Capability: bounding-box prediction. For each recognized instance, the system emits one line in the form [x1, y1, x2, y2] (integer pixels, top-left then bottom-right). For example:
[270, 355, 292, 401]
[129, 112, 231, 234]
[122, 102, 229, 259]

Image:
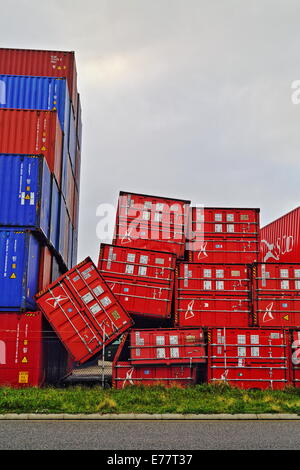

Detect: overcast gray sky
[2, 0, 300, 263]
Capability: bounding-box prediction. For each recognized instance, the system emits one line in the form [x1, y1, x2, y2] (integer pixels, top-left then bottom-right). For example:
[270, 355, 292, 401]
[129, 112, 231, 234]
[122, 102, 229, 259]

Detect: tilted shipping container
[113, 191, 191, 258]
[98, 244, 176, 319]
[35, 258, 134, 364]
[0, 154, 51, 238]
[0, 109, 63, 186]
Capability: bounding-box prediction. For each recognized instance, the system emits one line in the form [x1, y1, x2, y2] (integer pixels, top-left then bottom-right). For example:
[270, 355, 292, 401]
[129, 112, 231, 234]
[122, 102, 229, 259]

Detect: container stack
[0, 48, 82, 387]
[33, 191, 300, 390]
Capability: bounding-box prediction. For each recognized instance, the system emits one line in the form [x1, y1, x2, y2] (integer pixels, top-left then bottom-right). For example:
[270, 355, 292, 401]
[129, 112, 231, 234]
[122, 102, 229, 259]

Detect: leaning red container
[98, 244, 177, 319]
[35, 257, 134, 364]
[113, 191, 190, 258]
[207, 327, 289, 390]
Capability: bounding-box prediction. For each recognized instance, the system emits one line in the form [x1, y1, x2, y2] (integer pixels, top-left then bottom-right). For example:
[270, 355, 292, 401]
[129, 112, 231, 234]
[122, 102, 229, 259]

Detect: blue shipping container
[0, 154, 51, 238]
[0, 74, 70, 136]
[0, 229, 40, 311]
[0, 74, 77, 174]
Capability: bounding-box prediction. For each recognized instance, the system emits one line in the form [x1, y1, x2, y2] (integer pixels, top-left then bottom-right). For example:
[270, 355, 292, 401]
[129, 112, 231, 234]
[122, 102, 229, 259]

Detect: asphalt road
[0, 420, 299, 450]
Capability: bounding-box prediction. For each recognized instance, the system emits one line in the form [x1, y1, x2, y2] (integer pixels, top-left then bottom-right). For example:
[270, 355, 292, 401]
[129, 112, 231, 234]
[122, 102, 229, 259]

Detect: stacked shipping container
[0, 48, 82, 387]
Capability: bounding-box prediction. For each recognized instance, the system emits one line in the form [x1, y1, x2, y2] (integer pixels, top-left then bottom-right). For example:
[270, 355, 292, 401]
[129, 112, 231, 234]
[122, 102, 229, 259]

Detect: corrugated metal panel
[36, 258, 134, 364]
[0, 75, 70, 134]
[61, 153, 75, 222]
[0, 154, 51, 238]
[49, 176, 60, 252]
[38, 246, 52, 291]
[0, 48, 77, 112]
[0, 312, 44, 387]
[0, 109, 63, 187]
[72, 230, 78, 268]
[68, 106, 77, 170]
[76, 93, 82, 149]
[0, 229, 41, 311]
[260, 207, 300, 263]
[58, 196, 71, 267]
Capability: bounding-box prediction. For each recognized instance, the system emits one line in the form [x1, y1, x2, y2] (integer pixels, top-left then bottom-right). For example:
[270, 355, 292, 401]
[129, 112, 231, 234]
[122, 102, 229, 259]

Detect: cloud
[0, 0, 299, 262]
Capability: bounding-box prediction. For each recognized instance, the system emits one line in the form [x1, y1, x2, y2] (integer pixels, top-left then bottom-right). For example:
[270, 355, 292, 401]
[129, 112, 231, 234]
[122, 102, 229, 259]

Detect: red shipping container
[176, 297, 251, 328]
[129, 328, 206, 365]
[187, 238, 260, 264]
[98, 244, 176, 319]
[113, 192, 190, 258]
[207, 328, 289, 390]
[177, 263, 251, 295]
[38, 246, 53, 291]
[0, 311, 44, 387]
[290, 330, 300, 387]
[255, 297, 300, 328]
[0, 48, 78, 114]
[260, 207, 300, 263]
[187, 207, 260, 263]
[254, 263, 300, 295]
[35, 258, 134, 364]
[0, 109, 63, 186]
[113, 362, 197, 389]
[175, 263, 252, 328]
[253, 263, 300, 328]
[190, 207, 260, 238]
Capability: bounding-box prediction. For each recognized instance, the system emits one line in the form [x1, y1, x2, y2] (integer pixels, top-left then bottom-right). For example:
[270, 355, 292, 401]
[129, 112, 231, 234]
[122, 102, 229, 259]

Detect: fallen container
[35, 257, 134, 364]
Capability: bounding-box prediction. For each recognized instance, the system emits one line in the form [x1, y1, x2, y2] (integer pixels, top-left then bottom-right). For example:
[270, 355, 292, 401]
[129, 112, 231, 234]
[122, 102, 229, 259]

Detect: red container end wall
[113, 362, 197, 389]
[113, 192, 191, 258]
[129, 328, 206, 365]
[0, 48, 78, 116]
[260, 207, 300, 263]
[207, 328, 289, 390]
[98, 244, 177, 319]
[35, 258, 134, 365]
[187, 207, 260, 263]
[0, 312, 44, 387]
[175, 263, 253, 328]
[0, 109, 63, 187]
[253, 263, 300, 328]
